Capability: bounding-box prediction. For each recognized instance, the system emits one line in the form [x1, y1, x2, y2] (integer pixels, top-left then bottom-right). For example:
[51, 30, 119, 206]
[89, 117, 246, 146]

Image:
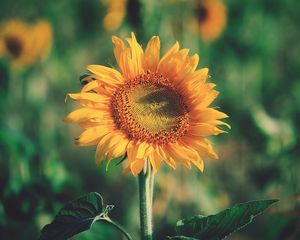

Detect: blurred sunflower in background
[28, 21, 53, 62]
[66, 33, 229, 176]
[102, 0, 127, 32]
[194, 0, 227, 42]
[0, 19, 52, 68]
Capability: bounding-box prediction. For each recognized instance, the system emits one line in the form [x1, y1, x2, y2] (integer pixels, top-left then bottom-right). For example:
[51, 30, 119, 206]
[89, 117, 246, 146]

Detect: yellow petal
[192, 90, 219, 109]
[97, 132, 122, 157]
[158, 146, 176, 169]
[148, 152, 160, 172]
[185, 83, 217, 108]
[112, 36, 126, 68]
[76, 126, 110, 146]
[126, 141, 154, 175]
[136, 142, 151, 159]
[80, 75, 115, 96]
[64, 108, 107, 123]
[112, 36, 134, 79]
[94, 131, 129, 169]
[78, 119, 114, 129]
[175, 54, 199, 82]
[180, 137, 218, 159]
[86, 65, 123, 84]
[95, 132, 113, 165]
[188, 68, 209, 85]
[158, 48, 190, 80]
[206, 120, 231, 129]
[126, 32, 144, 77]
[189, 123, 225, 137]
[192, 108, 229, 122]
[144, 36, 160, 72]
[165, 144, 192, 169]
[191, 158, 204, 172]
[81, 80, 100, 93]
[67, 93, 109, 108]
[158, 41, 179, 65]
[126, 141, 139, 164]
[108, 138, 129, 159]
[168, 143, 200, 163]
[107, 133, 128, 157]
[130, 159, 145, 176]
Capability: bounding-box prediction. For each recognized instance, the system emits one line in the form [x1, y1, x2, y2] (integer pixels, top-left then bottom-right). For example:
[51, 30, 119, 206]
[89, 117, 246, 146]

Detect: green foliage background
[0, 0, 299, 239]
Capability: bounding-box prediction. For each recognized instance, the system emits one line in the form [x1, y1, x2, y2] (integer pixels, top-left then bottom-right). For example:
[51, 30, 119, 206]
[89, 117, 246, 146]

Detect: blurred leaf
[169, 199, 278, 240]
[39, 192, 113, 240]
[0, 60, 9, 93]
[73, 220, 119, 240]
[167, 237, 197, 240]
[44, 154, 69, 193]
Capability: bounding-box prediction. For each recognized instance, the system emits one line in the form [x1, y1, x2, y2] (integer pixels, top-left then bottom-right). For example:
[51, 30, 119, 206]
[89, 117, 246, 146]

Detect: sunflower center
[196, 4, 208, 22]
[111, 72, 190, 144]
[4, 36, 23, 58]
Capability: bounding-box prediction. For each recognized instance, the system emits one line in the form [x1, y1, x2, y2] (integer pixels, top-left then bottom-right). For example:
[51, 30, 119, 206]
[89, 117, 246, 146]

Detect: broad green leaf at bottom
[169, 199, 278, 240]
[39, 192, 108, 240]
[167, 236, 198, 240]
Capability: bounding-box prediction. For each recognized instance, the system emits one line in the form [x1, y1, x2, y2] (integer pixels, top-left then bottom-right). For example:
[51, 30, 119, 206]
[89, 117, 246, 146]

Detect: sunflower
[194, 0, 227, 42]
[0, 20, 31, 66]
[65, 33, 229, 175]
[102, 0, 127, 32]
[0, 20, 52, 67]
[28, 21, 52, 62]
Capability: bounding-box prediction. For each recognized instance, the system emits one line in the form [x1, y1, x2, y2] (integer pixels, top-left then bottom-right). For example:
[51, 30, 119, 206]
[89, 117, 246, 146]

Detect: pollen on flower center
[111, 71, 190, 144]
[5, 36, 23, 58]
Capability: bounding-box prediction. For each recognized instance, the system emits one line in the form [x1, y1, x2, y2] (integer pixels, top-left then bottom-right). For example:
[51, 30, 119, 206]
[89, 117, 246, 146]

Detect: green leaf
[40, 192, 113, 240]
[167, 237, 198, 240]
[170, 199, 278, 240]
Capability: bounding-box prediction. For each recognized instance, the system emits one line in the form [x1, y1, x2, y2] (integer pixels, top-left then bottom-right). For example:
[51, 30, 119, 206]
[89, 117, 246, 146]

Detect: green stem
[102, 217, 134, 240]
[138, 160, 154, 240]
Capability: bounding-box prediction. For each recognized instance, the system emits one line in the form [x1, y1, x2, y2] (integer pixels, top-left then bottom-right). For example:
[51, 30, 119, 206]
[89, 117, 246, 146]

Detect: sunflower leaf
[167, 236, 198, 240]
[39, 192, 113, 240]
[169, 199, 278, 240]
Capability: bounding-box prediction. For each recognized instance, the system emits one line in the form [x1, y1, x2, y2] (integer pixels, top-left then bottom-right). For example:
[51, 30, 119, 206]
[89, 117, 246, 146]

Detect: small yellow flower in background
[29, 21, 53, 62]
[0, 19, 52, 68]
[102, 0, 127, 32]
[194, 0, 227, 42]
[65, 33, 229, 176]
[0, 20, 30, 66]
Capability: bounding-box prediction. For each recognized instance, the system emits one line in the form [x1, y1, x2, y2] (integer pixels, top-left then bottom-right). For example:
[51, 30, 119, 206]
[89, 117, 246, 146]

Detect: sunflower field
[0, 0, 299, 239]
